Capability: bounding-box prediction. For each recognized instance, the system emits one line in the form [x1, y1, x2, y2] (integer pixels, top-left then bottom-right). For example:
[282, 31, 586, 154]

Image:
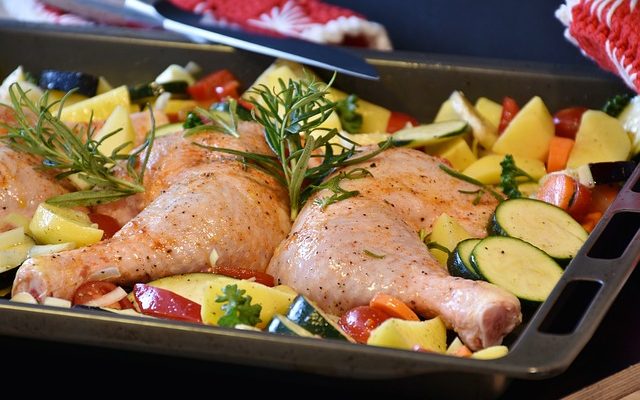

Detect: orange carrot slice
[370, 293, 420, 321]
[546, 136, 575, 172]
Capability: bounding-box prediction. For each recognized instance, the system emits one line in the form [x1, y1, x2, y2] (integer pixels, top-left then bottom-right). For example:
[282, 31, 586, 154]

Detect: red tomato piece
[498, 97, 520, 133]
[386, 111, 418, 133]
[132, 283, 202, 323]
[567, 181, 592, 220]
[213, 265, 275, 287]
[338, 306, 391, 344]
[88, 213, 121, 240]
[589, 184, 620, 214]
[187, 69, 240, 101]
[553, 107, 587, 139]
[73, 281, 131, 309]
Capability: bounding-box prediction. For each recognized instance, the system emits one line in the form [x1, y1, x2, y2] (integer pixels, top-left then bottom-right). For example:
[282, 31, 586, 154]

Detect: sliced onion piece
[87, 266, 121, 282]
[11, 292, 37, 304]
[42, 297, 72, 308]
[83, 286, 127, 308]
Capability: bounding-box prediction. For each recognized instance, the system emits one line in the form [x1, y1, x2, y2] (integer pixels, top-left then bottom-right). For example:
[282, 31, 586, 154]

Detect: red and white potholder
[556, 0, 640, 93]
[169, 0, 392, 50]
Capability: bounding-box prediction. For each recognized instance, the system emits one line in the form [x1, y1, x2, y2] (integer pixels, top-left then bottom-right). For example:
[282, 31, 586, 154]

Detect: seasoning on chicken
[267, 148, 522, 350]
[13, 124, 291, 301]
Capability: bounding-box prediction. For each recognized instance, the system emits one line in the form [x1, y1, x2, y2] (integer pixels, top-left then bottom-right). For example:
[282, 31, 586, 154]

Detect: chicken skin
[13, 124, 291, 301]
[268, 148, 521, 350]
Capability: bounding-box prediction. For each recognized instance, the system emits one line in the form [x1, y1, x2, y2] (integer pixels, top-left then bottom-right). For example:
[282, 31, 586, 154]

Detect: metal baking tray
[0, 21, 638, 399]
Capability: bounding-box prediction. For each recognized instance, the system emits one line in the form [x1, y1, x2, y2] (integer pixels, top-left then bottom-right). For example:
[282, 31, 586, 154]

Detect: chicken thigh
[268, 148, 521, 350]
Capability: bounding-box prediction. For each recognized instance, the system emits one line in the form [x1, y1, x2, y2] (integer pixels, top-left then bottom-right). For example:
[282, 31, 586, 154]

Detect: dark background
[327, 0, 591, 66]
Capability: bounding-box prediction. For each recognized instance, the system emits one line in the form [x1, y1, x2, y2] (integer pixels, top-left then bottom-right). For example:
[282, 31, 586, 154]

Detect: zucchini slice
[391, 120, 468, 148]
[470, 236, 563, 302]
[129, 81, 188, 101]
[489, 198, 588, 263]
[447, 238, 482, 280]
[286, 295, 350, 341]
[267, 315, 317, 337]
[39, 70, 98, 97]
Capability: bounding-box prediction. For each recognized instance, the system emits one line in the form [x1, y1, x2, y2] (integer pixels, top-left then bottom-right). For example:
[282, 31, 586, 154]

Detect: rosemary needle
[0, 83, 155, 207]
[203, 73, 390, 220]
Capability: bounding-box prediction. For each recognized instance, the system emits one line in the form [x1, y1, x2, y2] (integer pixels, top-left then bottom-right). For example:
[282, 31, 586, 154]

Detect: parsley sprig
[499, 154, 534, 199]
[215, 284, 262, 328]
[335, 94, 363, 133]
[0, 84, 154, 207]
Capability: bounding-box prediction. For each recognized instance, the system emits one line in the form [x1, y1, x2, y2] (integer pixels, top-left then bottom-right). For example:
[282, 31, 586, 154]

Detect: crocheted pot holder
[557, 0, 639, 93]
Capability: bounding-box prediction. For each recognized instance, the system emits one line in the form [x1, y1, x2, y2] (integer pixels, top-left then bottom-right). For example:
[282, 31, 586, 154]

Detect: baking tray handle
[503, 166, 640, 377]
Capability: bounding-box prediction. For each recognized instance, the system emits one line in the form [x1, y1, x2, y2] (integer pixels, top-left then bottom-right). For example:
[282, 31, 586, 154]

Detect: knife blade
[125, 0, 379, 80]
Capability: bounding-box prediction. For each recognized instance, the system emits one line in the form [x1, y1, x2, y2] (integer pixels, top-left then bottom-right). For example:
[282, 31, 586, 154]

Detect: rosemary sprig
[312, 167, 371, 209]
[0, 83, 155, 207]
[439, 164, 504, 202]
[183, 98, 239, 138]
[206, 74, 390, 220]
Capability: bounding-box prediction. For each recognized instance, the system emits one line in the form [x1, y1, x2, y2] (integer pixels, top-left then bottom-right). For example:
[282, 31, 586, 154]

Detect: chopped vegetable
[87, 213, 121, 240]
[470, 236, 563, 302]
[546, 136, 575, 172]
[581, 211, 603, 233]
[537, 174, 592, 220]
[602, 93, 632, 117]
[367, 317, 447, 353]
[391, 120, 468, 148]
[286, 295, 350, 340]
[386, 110, 418, 133]
[39, 70, 99, 97]
[498, 96, 519, 133]
[187, 69, 239, 101]
[338, 305, 391, 343]
[133, 283, 201, 322]
[553, 107, 587, 139]
[566, 110, 631, 168]
[215, 284, 262, 328]
[447, 238, 482, 280]
[489, 198, 588, 263]
[334, 94, 362, 133]
[29, 203, 103, 246]
[369, 293, 419, 321]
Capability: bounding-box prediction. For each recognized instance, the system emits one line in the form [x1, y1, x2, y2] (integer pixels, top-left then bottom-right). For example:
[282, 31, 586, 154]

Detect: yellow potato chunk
[567, 110, 631, 168]
[492, 96, 554, 161]
[29, 203, 103, 247]
[60, 85, 130, 123]
[367, 317, 447, 352]
[429, 213, 473, 266]
[94, 105, 135, 156]
[424, 136, 477, 171]
[474, 97, 502, 128]
[201, 278, 296, 329]
[462, 154, 546, 185]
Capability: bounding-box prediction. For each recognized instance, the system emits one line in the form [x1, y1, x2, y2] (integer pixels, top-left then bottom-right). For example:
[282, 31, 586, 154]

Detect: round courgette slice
[489, 198, 588, 263]
[470, 236, 564, 302]
[447, 238, 482, 280]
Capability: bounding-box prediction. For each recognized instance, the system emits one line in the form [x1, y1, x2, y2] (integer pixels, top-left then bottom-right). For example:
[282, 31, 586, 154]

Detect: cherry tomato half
[213, 265, 276, 287]
[537, 174, 592, 220]
[88, 213, 121, 240]
[132, 283, 202, 323]
[553, 107, 587, 139]
[73, 281, 132, 309]
[498, 97, 520, 133]
[338, 305, 391, 343]
[386, 111, 418, 133]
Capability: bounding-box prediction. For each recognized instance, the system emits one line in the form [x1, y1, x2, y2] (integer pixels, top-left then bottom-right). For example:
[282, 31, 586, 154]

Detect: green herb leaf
[0, 84, 154, 207]
[363, 249, 385, 259]
[426, 241, 451, 255]
[183, 111, 204, 129]
[335, 94, 363, 133]
[215, 284, 262, 328]
[602, 93, 632, 117]
[499, 154, 534, 199]
[438, 164, 504, 202]
[202, 73, 390, 220]
[183, 99, 239, 138]
[312, 167, 372, 209]
[458, 188, 484, 205]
